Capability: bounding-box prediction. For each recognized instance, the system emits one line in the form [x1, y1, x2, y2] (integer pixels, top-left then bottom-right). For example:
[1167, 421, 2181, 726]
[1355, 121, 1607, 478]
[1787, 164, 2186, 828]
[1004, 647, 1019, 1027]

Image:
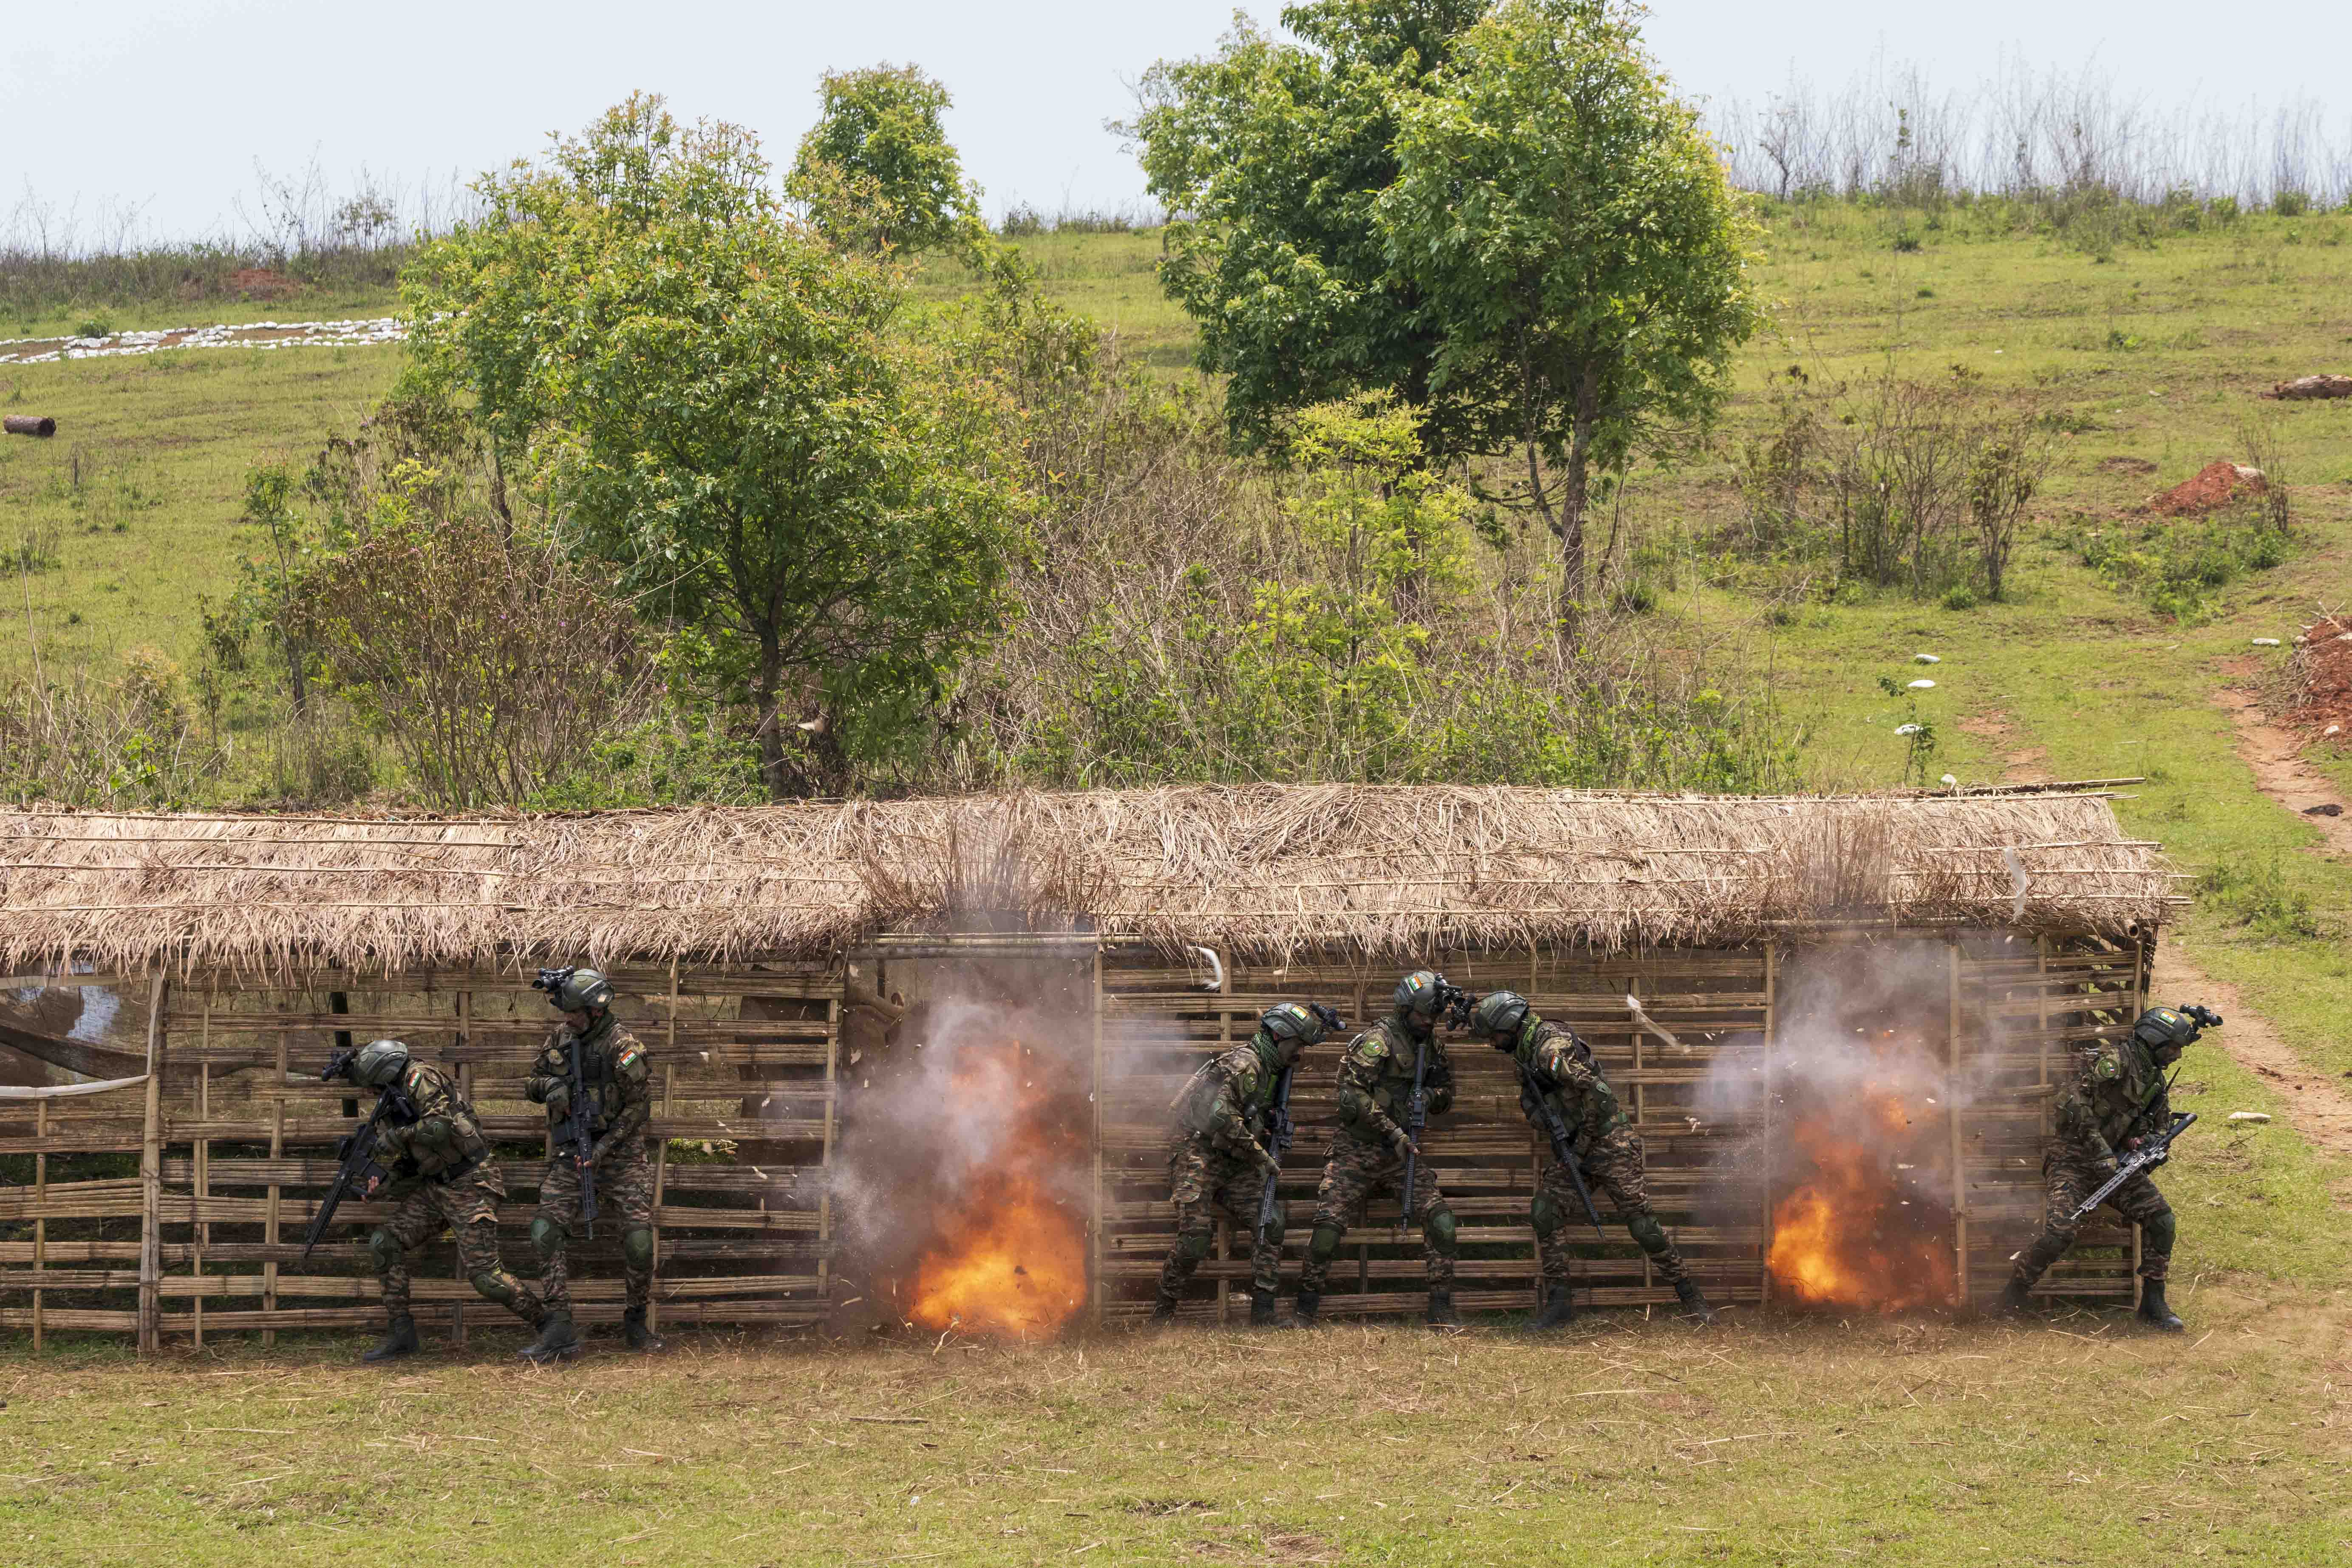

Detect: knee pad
[1307, 1223, 1343, 1265]
[1260, 1203, 1287, 1248]
[1628, 1214, 1670, 1257]
[1424, 1207, 1458, 1254]
[2140, 1209, 2177, 1257]
[367, 1228, 402, 1272]
[471, 1270, 520, 1306]
[530, 1216, 569, 1262]
[622, 1226, 656, 1272]
[1528, 1193, 1565, 1239]
[1175, 1228, 1214, 1265]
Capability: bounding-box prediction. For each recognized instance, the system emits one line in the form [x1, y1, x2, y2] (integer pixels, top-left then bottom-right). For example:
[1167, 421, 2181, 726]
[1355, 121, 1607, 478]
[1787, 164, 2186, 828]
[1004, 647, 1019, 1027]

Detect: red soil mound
[2148, 461, 2267, 517]
[2287, 616, 2352, 743]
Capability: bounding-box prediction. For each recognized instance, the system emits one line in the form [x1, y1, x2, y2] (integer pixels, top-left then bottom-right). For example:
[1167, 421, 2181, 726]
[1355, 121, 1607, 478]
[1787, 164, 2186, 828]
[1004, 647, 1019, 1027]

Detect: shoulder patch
[2091, 1051, 2122, 1082]
[1350, 1033, 1390, 1063]
[615, 1041, 650, 1081]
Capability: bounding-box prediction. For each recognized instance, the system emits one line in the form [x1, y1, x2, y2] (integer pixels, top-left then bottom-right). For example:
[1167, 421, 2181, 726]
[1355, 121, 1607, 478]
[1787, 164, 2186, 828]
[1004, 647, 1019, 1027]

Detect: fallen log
[2267, 374, 2352, 401]
[3, 415, 57, 437]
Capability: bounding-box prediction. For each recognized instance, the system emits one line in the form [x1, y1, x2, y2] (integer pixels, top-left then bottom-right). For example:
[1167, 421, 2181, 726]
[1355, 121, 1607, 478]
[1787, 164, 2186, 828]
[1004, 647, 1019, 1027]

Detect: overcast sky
[5, 0, 2348, 244]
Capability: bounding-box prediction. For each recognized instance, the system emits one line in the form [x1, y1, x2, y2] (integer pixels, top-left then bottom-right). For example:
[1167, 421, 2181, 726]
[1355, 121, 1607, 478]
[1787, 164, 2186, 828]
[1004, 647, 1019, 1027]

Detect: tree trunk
[1554, 368, 1602, 651]
[753, 636, 788, 801]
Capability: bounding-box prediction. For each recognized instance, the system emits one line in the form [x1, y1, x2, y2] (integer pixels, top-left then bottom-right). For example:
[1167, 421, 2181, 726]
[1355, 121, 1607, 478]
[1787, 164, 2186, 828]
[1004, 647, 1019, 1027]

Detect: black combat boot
[622, 1307, 666, 1352]
[2135, 1279, 2185, 1333]
[1425, 1290, 1462, 1329]
[1997, 1274, 2036, 1316]
[1288, 1290, 1321, 1328]
[1674, 1278, 1718, 1325]
[518, 1310, 580, 1364]
[1148, 1289, 1181, 1326]
[1525, 1285, 1574, 1332]
[1248, 1286, 1278, 1328]
[362, 1314, 419, 1363]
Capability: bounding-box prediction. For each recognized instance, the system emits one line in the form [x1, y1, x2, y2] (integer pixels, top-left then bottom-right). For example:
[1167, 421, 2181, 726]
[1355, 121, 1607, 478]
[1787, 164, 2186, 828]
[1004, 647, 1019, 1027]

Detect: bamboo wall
[1, 927, 2154, 1346]
[0, 962, 839, 1349]
[1094, 930, 2151, 1324]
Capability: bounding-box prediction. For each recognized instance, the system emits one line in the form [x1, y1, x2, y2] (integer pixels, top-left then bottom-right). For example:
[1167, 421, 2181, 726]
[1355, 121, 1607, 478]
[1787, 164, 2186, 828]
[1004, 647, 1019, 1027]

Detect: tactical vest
[402, 1064, 492, 1179]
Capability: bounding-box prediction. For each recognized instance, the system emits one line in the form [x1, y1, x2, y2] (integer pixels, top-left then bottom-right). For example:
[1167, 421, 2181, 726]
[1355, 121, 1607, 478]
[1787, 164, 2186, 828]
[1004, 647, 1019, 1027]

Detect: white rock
[1908, 679, 1936, 689]
[1940, 773, 1958, 786]
[2227, 1111, 2271, 1124]
[1913, 653, 1941, 664]
[1895, 723, 1922, 736]
[2251, 638, 2282, 646]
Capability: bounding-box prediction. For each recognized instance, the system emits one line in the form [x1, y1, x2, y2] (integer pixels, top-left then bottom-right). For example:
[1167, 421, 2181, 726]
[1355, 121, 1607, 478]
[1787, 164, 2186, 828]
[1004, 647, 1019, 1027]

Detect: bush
[1940, 585, 1977, 610]
[2067, 512, 2290, 622]
[2197, 854, 2319, 939]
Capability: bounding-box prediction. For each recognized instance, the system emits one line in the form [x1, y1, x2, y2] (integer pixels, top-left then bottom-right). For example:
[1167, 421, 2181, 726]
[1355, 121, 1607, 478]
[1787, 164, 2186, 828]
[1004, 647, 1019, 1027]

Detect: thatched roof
[0, 784, 2176, 976]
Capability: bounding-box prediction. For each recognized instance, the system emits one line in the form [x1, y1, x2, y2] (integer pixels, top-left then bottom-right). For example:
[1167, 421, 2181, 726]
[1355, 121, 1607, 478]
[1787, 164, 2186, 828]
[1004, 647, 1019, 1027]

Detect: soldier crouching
[520, 966, 662, 1362]
[2001, 1003, 2219, 1331]
[327, 1038, 549, 1363]
[1152, 1002, 1339, 1327]
[1466, 991, 1714, 1327]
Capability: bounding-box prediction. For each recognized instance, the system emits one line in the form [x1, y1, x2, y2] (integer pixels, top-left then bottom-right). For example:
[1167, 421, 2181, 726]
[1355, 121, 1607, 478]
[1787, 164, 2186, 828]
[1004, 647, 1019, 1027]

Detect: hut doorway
[832, 935, 1103, 1340]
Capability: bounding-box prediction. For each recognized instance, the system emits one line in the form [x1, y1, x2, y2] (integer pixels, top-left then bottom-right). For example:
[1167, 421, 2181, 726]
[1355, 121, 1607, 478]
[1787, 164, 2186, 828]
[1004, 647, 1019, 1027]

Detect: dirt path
[2154, 941, 2352, 1167]
[2214, 686, 2352, 858]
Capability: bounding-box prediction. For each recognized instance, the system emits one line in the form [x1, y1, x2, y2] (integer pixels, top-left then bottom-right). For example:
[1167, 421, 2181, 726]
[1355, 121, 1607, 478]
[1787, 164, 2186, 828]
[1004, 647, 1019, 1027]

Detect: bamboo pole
[1090, 941, 1106, 1329]
[1947, 942, 1969, 1309]
[264, 1028, 286, 1348]
[32, 1097, 45, 1352]
[652, 956, 679, 1334]
[1215, 947, 1232, 1326]
[453, 986, 470, 1347]
[811, 983, 833, 1327]
[1759, 945, 1777, 1308]
[195, 1045, 210, 1350]
[1629, 978, 1650, 1297]
[137, 964, 170, 1353]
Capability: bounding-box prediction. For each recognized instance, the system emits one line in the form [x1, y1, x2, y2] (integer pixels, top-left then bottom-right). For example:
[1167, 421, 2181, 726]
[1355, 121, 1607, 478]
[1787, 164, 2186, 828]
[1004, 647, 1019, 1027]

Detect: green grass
[6, 1275, 2347, 1567]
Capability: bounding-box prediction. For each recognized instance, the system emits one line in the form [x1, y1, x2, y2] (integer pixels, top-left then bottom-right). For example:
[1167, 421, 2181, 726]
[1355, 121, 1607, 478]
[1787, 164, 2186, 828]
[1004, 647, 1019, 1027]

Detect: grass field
[7, 207, 2352, 1564]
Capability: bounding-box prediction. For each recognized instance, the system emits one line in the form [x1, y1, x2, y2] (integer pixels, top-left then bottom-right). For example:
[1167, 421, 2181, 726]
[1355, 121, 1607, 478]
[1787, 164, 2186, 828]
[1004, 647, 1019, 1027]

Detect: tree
[401, 96, 1025, 797]
[1129, 0, 1490, 456]
[788, 64, 983, 257]
[1378, 0, 1760, 636]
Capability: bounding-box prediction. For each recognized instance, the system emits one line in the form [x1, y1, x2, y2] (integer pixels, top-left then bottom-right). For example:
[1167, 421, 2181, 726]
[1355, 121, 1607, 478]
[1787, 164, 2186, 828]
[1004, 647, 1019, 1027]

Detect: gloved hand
[543, 1082, 571, 1118]
[1252, 1143, 1282, 1180]
[1388, 1126, 1421, 1160]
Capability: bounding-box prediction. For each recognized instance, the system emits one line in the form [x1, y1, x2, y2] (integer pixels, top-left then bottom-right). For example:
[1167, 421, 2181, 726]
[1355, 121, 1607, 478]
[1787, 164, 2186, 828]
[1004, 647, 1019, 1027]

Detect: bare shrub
[0, 652, 224, 807]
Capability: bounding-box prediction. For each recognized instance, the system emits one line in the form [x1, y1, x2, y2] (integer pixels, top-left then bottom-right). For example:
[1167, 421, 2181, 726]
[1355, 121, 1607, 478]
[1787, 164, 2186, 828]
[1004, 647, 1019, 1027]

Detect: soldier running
[2000, 1002, 2220, 1331]
[1293, 971, 1462, 1328]
[519, 966, 662, 1362]
[327, 1038, 551, 1362]
[1465, 991, 1715, 1327]
[1151, 1001, 1341, 1327]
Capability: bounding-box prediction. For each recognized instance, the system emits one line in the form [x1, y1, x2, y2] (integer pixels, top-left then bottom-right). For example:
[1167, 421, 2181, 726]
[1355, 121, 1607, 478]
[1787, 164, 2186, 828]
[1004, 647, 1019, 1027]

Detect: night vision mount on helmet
[534, 965, 614, 1013]
[1261, 1000, 1345, 1047]
[1469, 989, 1532, 1048]
[323, 1037, 412, 1088]
[2134, 1003, 2221, 1062]
[1395, 971, 1477, 1030]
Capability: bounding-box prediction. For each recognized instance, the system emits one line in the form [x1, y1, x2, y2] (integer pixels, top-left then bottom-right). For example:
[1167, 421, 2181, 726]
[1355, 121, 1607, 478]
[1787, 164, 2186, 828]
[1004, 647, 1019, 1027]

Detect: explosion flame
[1766, 1034, 1959, 1311]
[905, 1042, 1089, 1338]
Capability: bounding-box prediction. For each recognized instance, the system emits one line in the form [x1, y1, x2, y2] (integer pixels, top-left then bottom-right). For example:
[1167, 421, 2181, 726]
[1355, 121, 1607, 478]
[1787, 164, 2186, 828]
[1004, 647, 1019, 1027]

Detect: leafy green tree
[1379, 0, 1760, 635]
[788, 64, 983, 256]
[1129, 0, 1490, 455]
[401, 95, 1025, 797]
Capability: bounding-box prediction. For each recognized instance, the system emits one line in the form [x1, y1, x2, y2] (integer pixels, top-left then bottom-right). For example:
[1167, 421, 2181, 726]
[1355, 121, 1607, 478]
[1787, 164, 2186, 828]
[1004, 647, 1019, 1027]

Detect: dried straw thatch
[0, 784, 2175, 976]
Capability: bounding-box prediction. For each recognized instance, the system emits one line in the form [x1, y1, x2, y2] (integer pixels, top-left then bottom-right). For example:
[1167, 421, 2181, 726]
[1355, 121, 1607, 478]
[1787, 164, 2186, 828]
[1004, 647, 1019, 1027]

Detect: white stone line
[0, 317, 409, 365]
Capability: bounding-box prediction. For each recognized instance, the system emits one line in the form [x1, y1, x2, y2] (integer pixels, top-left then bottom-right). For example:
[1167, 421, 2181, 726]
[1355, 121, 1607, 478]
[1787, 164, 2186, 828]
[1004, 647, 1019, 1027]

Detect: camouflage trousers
[1158, 1139, 1284, 1299]
[1297, 1130, 1454, 1293]
[1533, 1128, 1689, 1288]
[536, 1142, 657, 1313]
[2015, 1149, 2174, 1285]
[377, 1161, 544, 1326]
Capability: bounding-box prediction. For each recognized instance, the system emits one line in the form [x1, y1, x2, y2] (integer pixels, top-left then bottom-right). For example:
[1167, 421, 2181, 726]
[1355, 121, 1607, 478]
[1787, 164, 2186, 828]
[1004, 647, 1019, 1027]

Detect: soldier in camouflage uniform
[519, 967, 661, 1362]
[1465, 991, 1715, 1329]
[1294, 971, 1462, 1328]
[2001, 1003, 2218, 1331]
[1152, 1002, 1341, 1328]
[329, 1039, 550, 1362]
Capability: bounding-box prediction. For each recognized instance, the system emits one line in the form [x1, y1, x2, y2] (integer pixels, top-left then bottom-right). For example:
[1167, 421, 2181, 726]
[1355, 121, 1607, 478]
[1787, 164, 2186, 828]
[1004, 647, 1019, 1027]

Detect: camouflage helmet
[2132, 1005, 2200, 1062]
[1469, 989, 1532, 1047]
[1393, 970, 1447, 1018]
[1259, 1002, 1330, 1050]
[546, 967, 615, 1012]
[350, 1038, 412, 1088]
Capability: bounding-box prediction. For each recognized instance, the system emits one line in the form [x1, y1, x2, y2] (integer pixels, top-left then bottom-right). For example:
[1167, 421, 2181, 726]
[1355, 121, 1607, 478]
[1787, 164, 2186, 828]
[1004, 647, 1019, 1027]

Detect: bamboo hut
[0, 782, 2179, 1346]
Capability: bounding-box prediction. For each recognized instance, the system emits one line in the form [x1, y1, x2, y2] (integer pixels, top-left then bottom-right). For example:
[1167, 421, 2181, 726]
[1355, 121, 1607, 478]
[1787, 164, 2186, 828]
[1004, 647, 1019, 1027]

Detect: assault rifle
[303, 1049, 419, 1259]
[1515, 1053, 1608, 1241]
[1256, 1002, 1342, 1243]
[2069, 1111, 2198, 1226]
[1395, 981, 1474, 1238]
[533, 966, 600, 1238]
